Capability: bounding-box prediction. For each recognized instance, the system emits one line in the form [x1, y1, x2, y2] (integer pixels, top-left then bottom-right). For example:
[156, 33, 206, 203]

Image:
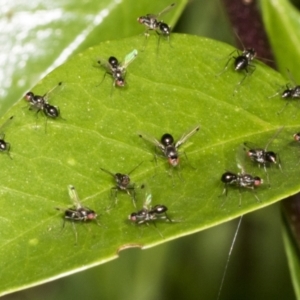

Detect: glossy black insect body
[243, 127, 283, 185]
[245, 148, 277, 165]
[221, 171, 262, 206]
[128, 193, 172, 235]
[56, 185, 99, 244]
[63, 206, 97, 222]
[97, 50, 138, 89]
[269, 70, 300, 114]
[221, 171, 262, 190]
[234, 48, 256, 72]
[281, 84, 300, 99]
[0, 116, 13, 158]
[139, 124, 200, 167]
[100, 162, 143, 207]
[218, 47, 256, 92]
[24, 82, 62, 119]
[106, 56, 125, 87]
[138, 3, 175, 37]
[129, 204, 170, 224]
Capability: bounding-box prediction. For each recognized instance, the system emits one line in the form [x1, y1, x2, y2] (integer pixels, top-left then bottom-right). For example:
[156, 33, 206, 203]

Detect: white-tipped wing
[44, 82, 63, 100]
[138, 131, 165, 150]
[68, 185, 82, 209]
[236, 144, 247, 174]
[122, 49, 138, 69]
[157, 3, 176, 17]
[175, 124, 200, 148]
[143, 192, 152, 210]
[0, 116, 13, 134]
[97, 58, 113, 74]
[265, 127, 284, 150]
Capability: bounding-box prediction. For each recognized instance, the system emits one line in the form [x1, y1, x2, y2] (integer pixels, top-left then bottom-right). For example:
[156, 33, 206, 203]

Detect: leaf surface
[0, 34, 299, 295]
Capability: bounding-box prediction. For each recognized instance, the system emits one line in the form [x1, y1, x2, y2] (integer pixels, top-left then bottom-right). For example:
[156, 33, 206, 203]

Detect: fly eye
[254, 177, 262, 186]
[129, 213, 137, 221]
[116, 79, 125, 87]
[25, 92, 34, 101]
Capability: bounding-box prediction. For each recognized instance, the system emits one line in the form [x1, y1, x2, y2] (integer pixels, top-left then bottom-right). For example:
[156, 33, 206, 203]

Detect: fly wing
[287, 69, 297, 86]
[264, 126, 284, 150]
[97, 58, 113, 74]
[0, 116, 13, 134]
[68, 185, 82, 209]
[175, 124, 200, 148]
[143, 192, 152, 210]
[138, 131, 165, 150]
[157, 3, 176, 17]
[243, 141, 260, 152]
[236, 144, 247, 174]
[121, 49, 138, 69]
[44, 82, 63, 101]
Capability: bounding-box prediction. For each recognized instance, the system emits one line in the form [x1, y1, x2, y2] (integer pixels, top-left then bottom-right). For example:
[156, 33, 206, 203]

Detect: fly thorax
[121, 175, 130, 188]
[293, 86, 300, 98]
[248, 149, 264, 162]
[240, 174, 254, 187]
[33, 96, 45, 108]
[245, 48, 256, 61]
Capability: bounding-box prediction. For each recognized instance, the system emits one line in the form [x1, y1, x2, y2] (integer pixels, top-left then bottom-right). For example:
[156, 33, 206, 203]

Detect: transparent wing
[243, 141, 260, 151]
[236, 144, 247, 174]
[175, 124, 200, 148]
[97, 58, 113, 74]
[157, 3, 176, 17]
[287, 69, 297, 85]
[138, 131, 165, 150]
[122, 49, 138, 69]
[144, 13, 156, 19]
[44, 82, 63, 101]
[265, 126, 284, 150]
[143, 192, 152, 210]
[68, 185, 82, 209]
[0, 116, 13, 134]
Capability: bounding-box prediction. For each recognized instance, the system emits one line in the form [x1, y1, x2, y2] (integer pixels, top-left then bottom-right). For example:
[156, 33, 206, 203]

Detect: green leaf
[261, 0, 300, 80]
[1, 34, 299, 295]
[0, 0, 185, 114]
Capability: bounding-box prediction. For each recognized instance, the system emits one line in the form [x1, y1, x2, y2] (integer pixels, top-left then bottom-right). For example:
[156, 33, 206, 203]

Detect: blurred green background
[1, 0, 295, 299]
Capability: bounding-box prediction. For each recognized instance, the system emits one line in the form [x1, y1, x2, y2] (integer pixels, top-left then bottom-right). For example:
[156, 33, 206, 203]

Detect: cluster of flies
[221, 127, 283, 206]
[0, 3, 298, 242]
[96, 3, 175, 91]
[54, 124, 199, 243]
